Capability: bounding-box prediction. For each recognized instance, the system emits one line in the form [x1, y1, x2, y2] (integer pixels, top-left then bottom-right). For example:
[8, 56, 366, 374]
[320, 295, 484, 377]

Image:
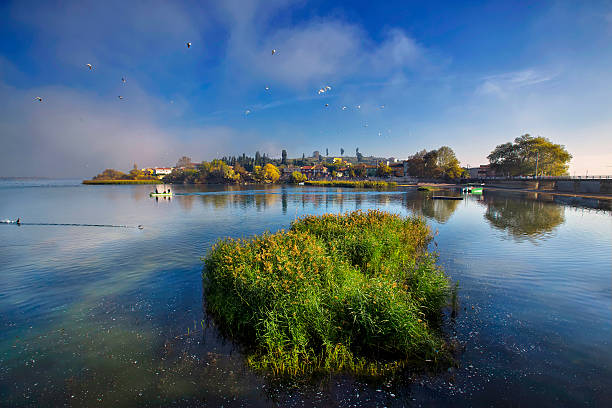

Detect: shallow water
[0, 180, 610, 407]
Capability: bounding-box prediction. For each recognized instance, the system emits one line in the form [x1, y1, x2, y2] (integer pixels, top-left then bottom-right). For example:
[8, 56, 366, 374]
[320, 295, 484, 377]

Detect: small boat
[432, 196, 463, 200]
[469, 187, 483, 194]
[149, 192, 173, 197]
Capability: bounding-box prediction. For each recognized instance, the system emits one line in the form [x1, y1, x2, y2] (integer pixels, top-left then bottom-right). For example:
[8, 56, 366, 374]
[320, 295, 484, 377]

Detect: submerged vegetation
[304, 180, 397, 189]
[203, 210, 451, 375]
[417, 185, 439, 191]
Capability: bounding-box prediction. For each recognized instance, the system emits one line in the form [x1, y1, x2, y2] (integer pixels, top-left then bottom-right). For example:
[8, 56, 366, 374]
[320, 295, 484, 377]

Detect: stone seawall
[481, 179, 612, 194]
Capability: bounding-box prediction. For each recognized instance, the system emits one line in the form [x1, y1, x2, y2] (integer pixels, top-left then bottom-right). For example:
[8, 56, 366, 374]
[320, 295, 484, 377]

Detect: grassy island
[203, 210, 451, 375]
[304, 180, 397, 189]
[82, 179, 161, 185]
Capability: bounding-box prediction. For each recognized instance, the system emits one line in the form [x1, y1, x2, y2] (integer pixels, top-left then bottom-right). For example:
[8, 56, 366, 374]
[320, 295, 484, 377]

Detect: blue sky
[1, 0, 611, 177]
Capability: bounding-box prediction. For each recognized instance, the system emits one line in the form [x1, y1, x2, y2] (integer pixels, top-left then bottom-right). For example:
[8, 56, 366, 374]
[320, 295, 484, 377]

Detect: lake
[0, 180, 610, 407]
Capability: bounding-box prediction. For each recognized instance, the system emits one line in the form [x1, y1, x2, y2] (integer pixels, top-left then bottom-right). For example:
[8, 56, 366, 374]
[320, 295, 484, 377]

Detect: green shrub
[203, 210, 451, 375]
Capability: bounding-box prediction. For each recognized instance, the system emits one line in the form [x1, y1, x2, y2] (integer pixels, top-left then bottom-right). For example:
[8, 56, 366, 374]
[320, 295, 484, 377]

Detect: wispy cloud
[476, 69, 558, 98]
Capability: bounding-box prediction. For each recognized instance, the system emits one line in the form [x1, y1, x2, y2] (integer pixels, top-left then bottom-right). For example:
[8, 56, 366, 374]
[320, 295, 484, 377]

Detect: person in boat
[16, 218, 20, 225]
[155, 188, 159, 194]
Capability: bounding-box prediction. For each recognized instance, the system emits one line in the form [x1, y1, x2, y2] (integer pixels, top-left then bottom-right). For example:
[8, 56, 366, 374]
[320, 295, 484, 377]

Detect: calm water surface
[0, 180, 610, 407]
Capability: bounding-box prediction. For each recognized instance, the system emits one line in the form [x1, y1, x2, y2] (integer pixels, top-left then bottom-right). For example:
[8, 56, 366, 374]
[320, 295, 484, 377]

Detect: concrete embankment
[478, 179, 612, 200]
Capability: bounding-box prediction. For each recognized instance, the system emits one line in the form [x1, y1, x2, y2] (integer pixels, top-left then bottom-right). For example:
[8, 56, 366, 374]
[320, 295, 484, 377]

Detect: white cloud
[213, 1, 434, 90]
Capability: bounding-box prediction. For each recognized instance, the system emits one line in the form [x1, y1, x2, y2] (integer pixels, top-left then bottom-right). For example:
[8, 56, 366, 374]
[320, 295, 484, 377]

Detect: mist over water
[0, 180, 610, 406]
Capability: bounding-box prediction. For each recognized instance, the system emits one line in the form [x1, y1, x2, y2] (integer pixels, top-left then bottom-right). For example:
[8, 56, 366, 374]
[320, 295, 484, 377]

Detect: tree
[255, 151, 261, 166]
[92, 168, 128, 180]
[340, 148, 344, 156]
[406, 150, 427, 177]
[354, 164, 367, 178]
[423, 150, 442, 178]
[356, 148, 363, 163]
[206, 159, 239, 183]
[376, 162, 392, 177]
[436, 146, 463, 179]
[128, 165, 145, 180]
[281, 149, 287, 165]
[234, 162, 247, 176]
[290, 171, 307, 183]
[265, 164, 280, 182]
[176, 156, 192, 168]
[254, 163, 280, 183]
[488, 134, 572, 176]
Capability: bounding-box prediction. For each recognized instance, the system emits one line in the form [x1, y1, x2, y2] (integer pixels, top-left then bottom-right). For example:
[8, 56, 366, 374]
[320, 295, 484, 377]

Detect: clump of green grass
[203, 210, 451, 375]
[417, 185, 439, 191]
[304, 180, 397, 189]
[82, 179, 160, 184]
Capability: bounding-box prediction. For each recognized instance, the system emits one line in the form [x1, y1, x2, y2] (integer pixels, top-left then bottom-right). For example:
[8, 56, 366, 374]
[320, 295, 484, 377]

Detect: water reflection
[480, 192, 565, 240]
[405, 192, 461, 223]
[2, 181, 611, 407]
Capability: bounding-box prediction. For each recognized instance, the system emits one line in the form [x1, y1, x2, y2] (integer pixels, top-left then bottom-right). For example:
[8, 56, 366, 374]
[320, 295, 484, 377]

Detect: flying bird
[265, 86, 270, 91]
[341, 106, 347, 110]
[121, 77, 126, 84]
[245, 109, 251, 115]
[34, 96, 43, 102]
[363, 123, 368, 128]
[356, 105, 361, 109]
[271, 49, 276, 55]
[186, 42, 192, 48]
[324, 103, 329, 107]
[318, 85, 332, 95]
[380, 105, 385, 109]
[118, 95, 124, 100]
[86, 64, 93, 70]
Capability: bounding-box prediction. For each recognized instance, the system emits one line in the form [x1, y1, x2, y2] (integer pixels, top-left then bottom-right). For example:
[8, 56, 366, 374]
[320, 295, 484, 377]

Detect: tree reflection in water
[481, 193, 565, 240]
[406, 192, 461, 223]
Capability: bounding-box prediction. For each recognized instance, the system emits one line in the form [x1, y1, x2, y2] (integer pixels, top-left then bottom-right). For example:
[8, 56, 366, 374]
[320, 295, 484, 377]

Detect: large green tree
[435, 146, 464, 179]
[488, 134, 572, 176]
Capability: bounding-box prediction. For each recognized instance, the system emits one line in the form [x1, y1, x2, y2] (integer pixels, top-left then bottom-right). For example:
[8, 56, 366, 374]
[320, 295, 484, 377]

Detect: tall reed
[203, 210, 451, 375]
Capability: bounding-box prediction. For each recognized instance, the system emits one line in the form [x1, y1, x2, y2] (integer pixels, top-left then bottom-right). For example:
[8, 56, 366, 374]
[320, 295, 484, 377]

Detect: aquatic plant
[304, 180, 397, 189]
[203, 210, 451, 375]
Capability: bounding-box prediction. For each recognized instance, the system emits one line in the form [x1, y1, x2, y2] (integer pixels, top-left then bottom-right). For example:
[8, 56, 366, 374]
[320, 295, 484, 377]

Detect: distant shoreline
[82, 180, 160, 185]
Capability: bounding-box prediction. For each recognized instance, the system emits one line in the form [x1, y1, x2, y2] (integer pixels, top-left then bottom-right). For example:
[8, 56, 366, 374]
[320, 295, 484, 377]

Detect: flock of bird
[33, 41, 389, 137]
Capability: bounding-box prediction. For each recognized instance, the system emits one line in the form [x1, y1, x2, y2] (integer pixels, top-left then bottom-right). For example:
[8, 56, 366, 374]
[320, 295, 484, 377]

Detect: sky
[0, 0, 611, 178]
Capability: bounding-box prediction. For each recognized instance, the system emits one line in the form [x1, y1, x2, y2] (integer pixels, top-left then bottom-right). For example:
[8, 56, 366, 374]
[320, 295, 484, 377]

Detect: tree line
[90, 134, 572, 183]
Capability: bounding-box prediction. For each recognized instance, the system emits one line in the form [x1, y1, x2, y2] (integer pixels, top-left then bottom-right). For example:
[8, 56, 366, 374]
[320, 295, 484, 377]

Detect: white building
[154, 167, 173, 176]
